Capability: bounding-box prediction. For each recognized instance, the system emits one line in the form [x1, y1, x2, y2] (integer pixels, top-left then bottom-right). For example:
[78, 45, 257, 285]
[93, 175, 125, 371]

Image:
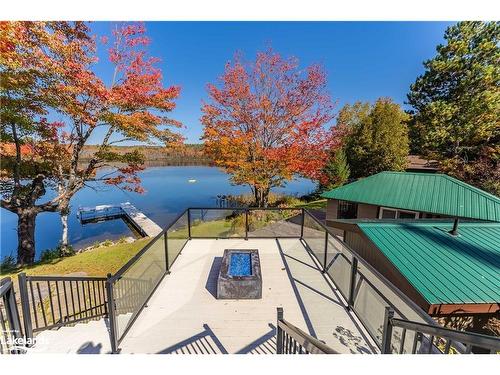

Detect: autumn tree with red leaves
[1, 22, 181, 264]
[202, 50, 337, 207]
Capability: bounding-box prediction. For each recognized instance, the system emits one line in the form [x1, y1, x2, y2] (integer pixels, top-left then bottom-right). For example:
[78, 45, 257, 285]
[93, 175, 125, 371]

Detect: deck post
[348, 257, 358, 308]
[106, 274, 119, 353]
[187, 209, 191, 239]
[276, 307, 284, 354]
[381, 306, 394, 354]
[245, 209, 249, 240]
[1, 278, 23, 351]
[300, 209, 305, 239]
[18, 273, 34, 344]
[164, 231, 170, 273]
[322, 231, 328, 272]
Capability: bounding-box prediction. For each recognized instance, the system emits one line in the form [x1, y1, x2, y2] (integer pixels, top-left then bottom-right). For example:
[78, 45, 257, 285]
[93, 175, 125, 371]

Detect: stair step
[28, 319, 111, 354]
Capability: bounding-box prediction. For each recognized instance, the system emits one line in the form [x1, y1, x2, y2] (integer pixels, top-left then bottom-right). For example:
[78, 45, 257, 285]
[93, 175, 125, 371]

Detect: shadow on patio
[157, 324, 228, 354]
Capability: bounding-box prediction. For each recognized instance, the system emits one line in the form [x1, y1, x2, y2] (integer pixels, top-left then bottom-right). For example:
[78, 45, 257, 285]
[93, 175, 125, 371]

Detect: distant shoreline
[79, 144, 214, 166]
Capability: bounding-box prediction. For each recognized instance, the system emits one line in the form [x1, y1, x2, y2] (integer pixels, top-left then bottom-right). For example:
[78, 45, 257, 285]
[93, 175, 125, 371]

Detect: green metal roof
[321, 172, 500, 222]
[357, 220, 500, 305]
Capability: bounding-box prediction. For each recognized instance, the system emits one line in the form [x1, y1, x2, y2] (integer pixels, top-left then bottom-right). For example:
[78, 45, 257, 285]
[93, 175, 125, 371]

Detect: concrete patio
[29, 237, 377, 354]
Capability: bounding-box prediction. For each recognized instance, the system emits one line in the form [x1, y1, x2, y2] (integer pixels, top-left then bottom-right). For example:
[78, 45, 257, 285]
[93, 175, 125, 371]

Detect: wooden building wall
[344, 231, 430, 312]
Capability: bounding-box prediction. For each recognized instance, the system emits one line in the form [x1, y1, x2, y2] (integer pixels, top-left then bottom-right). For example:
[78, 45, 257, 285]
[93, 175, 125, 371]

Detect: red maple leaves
[202, 49, 339, 205]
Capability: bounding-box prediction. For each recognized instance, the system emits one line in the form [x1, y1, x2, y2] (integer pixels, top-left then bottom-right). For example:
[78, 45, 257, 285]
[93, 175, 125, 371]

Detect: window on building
[398, 210, 419, 219]
[379, 207, 419, 219]
[380, 208, 397, 219]
[337, 200, 358, 219]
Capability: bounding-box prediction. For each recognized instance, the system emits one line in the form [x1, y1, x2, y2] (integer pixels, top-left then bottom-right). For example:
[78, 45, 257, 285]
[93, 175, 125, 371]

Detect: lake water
[0, 166, 315, 260]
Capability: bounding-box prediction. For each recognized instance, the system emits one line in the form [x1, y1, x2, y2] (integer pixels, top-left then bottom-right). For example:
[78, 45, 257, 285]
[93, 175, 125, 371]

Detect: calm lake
[0, 166, 315, 260]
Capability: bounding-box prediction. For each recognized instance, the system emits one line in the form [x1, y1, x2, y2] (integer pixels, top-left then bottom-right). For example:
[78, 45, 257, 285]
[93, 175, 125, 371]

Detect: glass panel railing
[301, 209, 435, 349]
[247, 209, 302, 238]
[113, 233, 166, 342]
[354, 260, 429, 324]
[302, 211, 327, 267]
[166, 211, 189, 268]
[325, 235, 352, 301]
[352, 274, 388, 347]
[189, 209, 245, 238]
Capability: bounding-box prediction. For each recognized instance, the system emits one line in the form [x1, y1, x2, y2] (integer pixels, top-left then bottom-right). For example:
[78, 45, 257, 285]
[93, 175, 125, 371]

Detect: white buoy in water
[188, 179, 197, 183]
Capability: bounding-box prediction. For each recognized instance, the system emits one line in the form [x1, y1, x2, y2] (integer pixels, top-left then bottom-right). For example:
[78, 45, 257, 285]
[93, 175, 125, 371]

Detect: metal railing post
[300, 209, 305, 239]
[245, 209, 249, 240]
[2, 278, 22, 351]
[187, 209, 191, 239]
[348, 257, 358, 308]
[17, 273, 33, 344]
[164, 230, 170, 273]
[381, 306, 395, 354]
[276, 307, 284, 354]
[322, 231, 328, 272]
[105, 274, 119, 353]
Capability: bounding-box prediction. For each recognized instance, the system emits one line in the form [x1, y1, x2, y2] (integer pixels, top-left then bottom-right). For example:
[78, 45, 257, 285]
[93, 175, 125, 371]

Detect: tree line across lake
[78, 144, 213, 165]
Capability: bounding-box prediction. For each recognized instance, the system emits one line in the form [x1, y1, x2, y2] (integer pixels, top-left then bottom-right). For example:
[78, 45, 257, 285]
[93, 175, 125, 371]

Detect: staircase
[27, 318, 112, 354]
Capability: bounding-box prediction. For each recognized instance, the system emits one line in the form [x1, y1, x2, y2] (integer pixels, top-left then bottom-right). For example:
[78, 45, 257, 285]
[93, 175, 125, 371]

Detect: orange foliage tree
[202, 50, 338, 207]
[1, 22, 181, 264]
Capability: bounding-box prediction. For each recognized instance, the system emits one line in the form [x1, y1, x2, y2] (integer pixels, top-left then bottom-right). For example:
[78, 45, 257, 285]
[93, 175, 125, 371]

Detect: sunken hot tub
[217, 249, 262, 299]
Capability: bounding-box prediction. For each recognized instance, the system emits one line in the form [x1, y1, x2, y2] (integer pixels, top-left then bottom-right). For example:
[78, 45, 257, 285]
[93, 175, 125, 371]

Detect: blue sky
[84, 21, 453, 144]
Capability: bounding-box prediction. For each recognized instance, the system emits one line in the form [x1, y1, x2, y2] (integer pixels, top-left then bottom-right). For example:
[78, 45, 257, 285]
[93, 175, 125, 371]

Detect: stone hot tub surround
[217, 249, 262, 299]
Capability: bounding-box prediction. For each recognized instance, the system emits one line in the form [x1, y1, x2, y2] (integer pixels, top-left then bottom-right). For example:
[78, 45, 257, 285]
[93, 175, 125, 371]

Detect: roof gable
[321, 172, 500, 222]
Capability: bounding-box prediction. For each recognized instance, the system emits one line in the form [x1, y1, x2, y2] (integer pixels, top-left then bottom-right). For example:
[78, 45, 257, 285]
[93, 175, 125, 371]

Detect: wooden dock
[77, 202, 162, 237]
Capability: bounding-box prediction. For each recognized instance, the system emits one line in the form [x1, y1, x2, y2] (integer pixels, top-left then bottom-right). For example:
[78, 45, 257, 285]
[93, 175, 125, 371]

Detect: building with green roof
[330, 219, 500, 315]
[321, 172, 500, 229]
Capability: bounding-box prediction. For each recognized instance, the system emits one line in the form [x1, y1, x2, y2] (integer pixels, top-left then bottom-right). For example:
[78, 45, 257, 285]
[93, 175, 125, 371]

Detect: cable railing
[276, 307, 338, 354]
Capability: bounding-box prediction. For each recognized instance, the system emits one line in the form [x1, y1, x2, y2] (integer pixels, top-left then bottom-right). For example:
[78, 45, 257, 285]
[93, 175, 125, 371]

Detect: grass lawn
[295, 199, 327, 210]
[190, 218, 244, 237]
[1, 238, 151, 281]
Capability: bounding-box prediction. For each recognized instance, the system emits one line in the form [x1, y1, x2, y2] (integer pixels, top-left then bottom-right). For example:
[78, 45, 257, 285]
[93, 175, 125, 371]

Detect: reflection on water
[0, 166, 315, 260]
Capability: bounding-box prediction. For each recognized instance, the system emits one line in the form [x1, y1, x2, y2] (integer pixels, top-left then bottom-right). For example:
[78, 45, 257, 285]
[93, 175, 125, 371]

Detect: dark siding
[344, 231, 430, 311]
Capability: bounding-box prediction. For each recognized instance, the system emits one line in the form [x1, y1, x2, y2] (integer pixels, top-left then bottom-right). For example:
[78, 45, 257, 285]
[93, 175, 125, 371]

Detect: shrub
[274, 195, 303, 208]
[40, 248, 61, 262]
[0, 255, 17, 273]
[58, 244, 75, 257]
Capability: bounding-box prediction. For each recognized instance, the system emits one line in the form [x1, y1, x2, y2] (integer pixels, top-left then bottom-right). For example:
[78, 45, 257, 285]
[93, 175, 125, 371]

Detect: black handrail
[106, 206, 440, 353]
[8, 206, 493, 355]
[302, 209, 436, 327]
[0, 277, 24, 354]
[276, 307, 338, 354]
[110, 209, 189, 283]
[17, 273, 108, 341]
[188, 207, 303, 240]
[106, 209, 191, 351]
[381, 307, 500, 354]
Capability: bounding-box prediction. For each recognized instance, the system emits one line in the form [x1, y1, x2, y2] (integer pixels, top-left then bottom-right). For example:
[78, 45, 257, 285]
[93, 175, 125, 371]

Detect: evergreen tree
[319, 148, 350, 192]
[407, 21, 500, 195]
